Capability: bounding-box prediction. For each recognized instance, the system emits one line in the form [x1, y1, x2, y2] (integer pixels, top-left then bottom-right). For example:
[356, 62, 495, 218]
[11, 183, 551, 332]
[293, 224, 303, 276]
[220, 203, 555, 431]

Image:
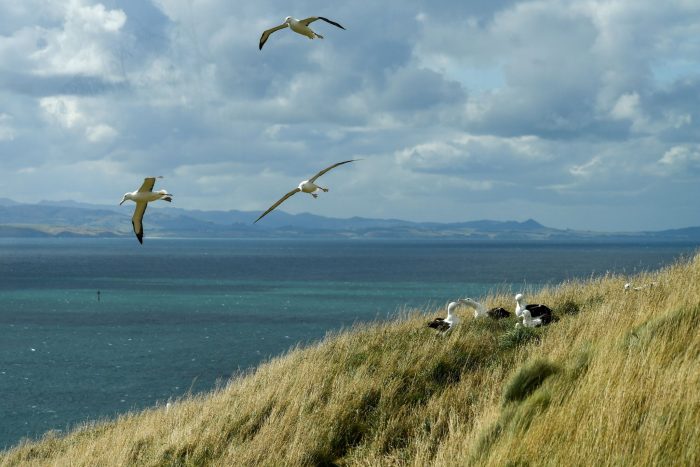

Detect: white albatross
[119, 176, 173, 244]
[254, 160, 357, 223]
[259, 16, 345, 50]
[460, 298, 511, 319]
[514, 293, 554, 327]
[427, 301, 464, 333]
[516, 309, 544, 328]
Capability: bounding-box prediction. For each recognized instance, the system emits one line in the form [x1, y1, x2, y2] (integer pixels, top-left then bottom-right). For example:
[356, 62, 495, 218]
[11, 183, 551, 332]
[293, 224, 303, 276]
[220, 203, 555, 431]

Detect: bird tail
[163, 196, 172, 202]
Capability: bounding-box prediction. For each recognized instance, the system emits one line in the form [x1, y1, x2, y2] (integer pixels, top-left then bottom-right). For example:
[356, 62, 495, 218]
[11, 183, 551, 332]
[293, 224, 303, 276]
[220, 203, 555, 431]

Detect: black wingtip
[136, 235, 143, 244]
[318, 17, 345, 30]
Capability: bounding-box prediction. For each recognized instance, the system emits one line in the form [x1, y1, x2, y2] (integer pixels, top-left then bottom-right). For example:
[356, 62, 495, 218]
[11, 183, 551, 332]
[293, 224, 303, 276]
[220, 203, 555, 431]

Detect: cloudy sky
[1, 0, 699, 230]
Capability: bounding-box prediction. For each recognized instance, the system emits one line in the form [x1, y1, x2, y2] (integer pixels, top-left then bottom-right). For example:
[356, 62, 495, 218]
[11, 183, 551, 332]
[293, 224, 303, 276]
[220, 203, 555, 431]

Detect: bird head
[515, 293, 523, 303]
[119, 193, 130, 205]
[284, 16, 292, 24]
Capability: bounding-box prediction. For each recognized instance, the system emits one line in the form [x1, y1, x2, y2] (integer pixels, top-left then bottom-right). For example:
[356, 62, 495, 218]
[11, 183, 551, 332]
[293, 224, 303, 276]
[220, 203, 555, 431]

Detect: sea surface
[0, 238, 696, 448]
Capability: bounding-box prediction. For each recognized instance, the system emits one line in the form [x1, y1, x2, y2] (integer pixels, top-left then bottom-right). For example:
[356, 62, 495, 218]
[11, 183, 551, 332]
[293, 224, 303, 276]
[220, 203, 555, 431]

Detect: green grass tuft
[499, 326, 540, 350]
[503, 359, 560, 404]
[558, 299, 581, 315]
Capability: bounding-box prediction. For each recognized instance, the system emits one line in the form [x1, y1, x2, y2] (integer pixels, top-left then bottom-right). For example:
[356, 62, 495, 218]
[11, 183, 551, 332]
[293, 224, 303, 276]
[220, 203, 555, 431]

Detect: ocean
[0, 238, 696, 448]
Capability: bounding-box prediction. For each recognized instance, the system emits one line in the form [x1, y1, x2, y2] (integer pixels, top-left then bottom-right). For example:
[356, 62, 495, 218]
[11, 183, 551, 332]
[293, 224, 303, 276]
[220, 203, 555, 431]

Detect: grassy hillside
[3, 253, 700, 466]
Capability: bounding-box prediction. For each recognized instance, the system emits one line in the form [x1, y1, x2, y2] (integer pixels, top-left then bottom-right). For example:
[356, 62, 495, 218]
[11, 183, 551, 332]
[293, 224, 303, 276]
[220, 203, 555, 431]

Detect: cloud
[658, 145, 700, 174]
[39, 96, 86, 128]
[0, 0, 700, 230]
[85, 123, 118, 143]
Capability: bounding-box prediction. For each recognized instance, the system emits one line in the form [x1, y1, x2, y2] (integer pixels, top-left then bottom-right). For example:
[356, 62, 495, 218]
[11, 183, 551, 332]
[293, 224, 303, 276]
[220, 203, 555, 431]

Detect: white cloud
[85, 123, 117, 143]
[39, 96, 85, 128]
[658, 145, 700, 173]
[0, 1, 129, 82]
[570, 156, 604, 178]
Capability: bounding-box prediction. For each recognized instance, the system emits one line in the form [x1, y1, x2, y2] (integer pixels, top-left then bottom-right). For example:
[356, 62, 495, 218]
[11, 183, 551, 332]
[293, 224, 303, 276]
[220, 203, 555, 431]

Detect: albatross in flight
[259, 16, 345, 50]
[254, 160, 357, 223]
[119, 176, 173, 244]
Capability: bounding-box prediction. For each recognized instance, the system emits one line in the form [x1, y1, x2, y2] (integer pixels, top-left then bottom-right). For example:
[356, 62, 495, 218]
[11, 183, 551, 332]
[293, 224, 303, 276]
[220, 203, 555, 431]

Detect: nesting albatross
[119, 176, 173, 244]
[259, 16, 345, 50]
[514, 293, 554, 326]
[516, 309, 548, 328]
[427, 301, 463, 333]
[254, 160, 357, 223]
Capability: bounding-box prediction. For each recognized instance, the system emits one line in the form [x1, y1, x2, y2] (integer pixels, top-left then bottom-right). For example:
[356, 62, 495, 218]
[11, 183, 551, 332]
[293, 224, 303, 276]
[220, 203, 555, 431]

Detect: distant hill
[0, 198, 699, 242]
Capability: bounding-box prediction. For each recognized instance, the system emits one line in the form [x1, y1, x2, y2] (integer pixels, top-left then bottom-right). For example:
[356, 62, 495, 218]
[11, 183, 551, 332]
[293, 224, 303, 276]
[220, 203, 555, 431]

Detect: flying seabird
[514, 293, 553, 322]
[427, 301, 464, 333]
[119, 176, 173, 244]
[259, 16, 345, 50]
[254, 160, 357, 223]
[459, 298, 511, 319]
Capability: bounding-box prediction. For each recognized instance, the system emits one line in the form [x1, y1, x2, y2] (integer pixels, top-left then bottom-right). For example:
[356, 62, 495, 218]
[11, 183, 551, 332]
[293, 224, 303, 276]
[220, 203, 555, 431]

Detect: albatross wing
[309, 159, 357, 183]
[132, 202, 148, 244]
[525, 303, 553, 318]
[254, 187, 301, 223]
[259, 23, 289, 50]
[427, 317, 451, 332]
[299, 17, 346, 29]
[137, 176, 161, 193]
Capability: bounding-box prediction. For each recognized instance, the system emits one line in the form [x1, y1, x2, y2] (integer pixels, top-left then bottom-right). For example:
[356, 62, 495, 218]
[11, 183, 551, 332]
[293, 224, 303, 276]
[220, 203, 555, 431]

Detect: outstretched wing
[131, 202, 148, 244]
[254, 187, 301, 223]
[259, 23, 288, 50]
[299, 17, 346, 29]
[309, 159, 357, 183]
[138, 177, 159, 193]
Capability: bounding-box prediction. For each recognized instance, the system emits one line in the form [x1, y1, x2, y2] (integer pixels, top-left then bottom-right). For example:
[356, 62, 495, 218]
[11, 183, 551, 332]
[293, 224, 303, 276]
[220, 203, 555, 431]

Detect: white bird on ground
[514, 293, 553, 320]
[119, 176, 173, 244]
[254, 160, 358, 223]
[624, 282, 657, 292]
[259, 16, 345, 50]
[516, 309, 544, 328]
[427, 301, 464, 333]
[460, 298, 511, 319]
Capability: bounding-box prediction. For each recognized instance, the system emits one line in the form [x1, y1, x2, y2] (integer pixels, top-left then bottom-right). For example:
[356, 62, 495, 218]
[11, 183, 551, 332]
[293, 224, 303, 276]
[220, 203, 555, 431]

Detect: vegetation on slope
[3, 253, 700, 466]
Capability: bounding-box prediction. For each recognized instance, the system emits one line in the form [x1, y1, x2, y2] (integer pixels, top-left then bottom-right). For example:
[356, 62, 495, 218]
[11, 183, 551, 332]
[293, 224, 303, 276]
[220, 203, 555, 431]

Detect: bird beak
[119, 199, 125, 205]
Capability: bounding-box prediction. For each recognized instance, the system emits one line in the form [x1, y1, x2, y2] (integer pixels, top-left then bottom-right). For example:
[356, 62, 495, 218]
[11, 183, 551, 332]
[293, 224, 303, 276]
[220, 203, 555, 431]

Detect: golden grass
[3, 253, 700, 466]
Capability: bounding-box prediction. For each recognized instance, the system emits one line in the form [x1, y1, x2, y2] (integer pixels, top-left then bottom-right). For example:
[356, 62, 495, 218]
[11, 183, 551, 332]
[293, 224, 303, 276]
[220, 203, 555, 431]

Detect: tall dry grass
[2, 253, 700, 466]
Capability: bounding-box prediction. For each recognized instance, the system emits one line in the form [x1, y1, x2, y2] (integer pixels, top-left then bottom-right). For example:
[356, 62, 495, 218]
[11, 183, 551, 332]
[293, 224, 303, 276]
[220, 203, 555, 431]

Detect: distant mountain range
[1, 197, 700, 242]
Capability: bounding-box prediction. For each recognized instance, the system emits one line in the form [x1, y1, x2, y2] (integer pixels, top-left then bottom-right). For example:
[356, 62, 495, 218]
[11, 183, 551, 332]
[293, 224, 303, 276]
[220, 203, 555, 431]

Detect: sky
[1, 0, 700, 231]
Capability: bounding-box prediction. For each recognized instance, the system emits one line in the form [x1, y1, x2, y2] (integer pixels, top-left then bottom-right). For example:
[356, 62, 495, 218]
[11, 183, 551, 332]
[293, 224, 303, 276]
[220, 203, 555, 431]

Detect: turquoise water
[0, 238, 696, 448]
